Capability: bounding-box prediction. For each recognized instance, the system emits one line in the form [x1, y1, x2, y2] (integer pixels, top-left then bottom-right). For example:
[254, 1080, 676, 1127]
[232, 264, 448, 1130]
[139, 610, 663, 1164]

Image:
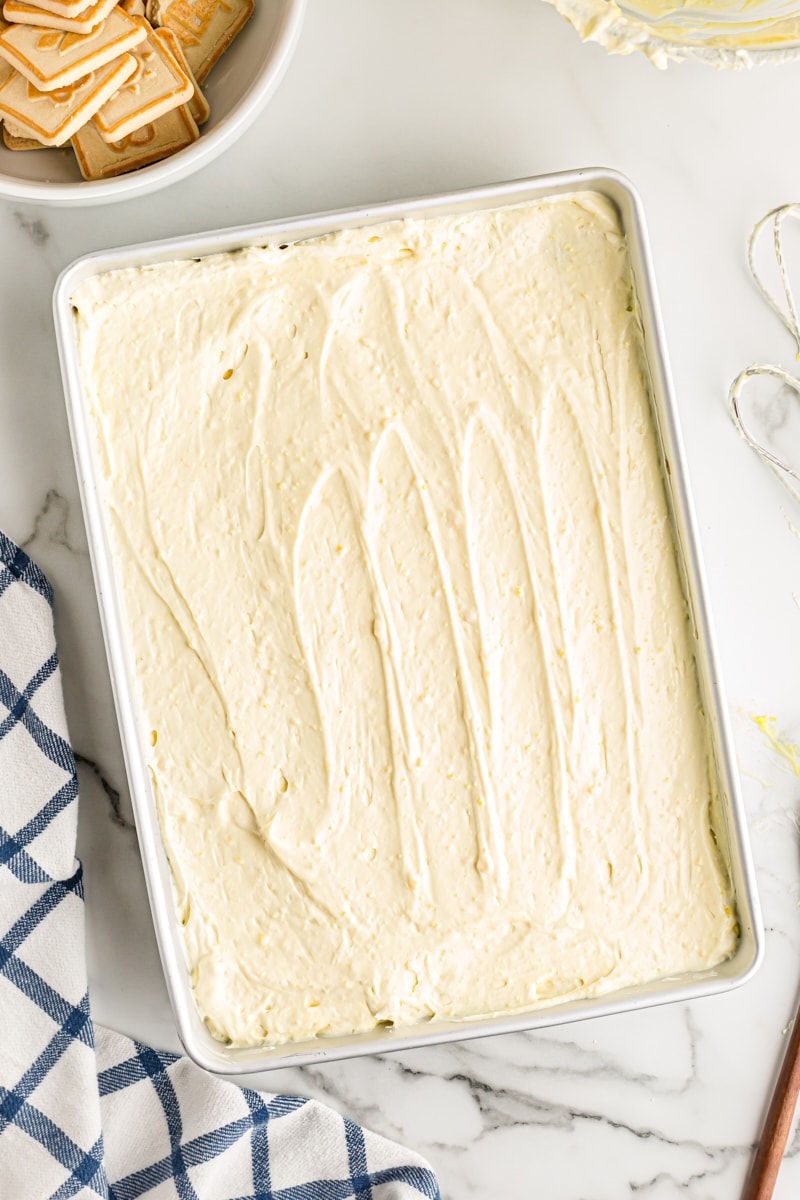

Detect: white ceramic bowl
[0, 0, 305, 205]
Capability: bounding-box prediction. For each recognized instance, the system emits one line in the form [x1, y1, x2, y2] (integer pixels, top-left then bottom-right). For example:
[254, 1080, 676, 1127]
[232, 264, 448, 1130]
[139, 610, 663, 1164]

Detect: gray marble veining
[75, 752, 132, 830]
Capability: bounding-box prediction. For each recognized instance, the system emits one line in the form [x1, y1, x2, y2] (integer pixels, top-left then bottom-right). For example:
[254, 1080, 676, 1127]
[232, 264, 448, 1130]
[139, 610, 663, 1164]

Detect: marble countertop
[3, 2, 800, 1195]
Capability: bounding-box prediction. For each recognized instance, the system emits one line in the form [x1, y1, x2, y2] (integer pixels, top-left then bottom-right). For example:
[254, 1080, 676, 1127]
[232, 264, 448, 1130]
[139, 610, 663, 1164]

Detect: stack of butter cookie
[0, 0, 252, 178]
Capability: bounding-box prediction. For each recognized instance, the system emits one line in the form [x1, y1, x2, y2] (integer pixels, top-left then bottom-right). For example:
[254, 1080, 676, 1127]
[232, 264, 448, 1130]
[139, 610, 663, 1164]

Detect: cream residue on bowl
[73, 194, 738, 1047]
[544, 0, 800, 66]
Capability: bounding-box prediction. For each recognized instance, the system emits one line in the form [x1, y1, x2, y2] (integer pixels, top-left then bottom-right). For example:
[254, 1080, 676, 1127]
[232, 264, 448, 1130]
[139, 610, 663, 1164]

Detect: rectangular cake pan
[54, 169, 764, 1074]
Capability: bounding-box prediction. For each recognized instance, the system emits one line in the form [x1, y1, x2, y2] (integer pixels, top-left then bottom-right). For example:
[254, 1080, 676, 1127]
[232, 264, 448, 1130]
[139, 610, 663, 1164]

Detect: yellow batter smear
[753, 714, 800, 776]
[73, 194, 738, 1047]
[544, 0, 800, 66]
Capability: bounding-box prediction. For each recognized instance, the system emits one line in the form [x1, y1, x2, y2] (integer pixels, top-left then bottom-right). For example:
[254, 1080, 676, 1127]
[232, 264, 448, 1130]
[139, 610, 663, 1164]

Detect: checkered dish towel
[0, 533, 441, 1200]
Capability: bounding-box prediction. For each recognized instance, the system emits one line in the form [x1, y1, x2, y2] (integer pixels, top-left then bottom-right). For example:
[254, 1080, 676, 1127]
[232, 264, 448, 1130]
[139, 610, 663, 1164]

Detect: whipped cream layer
[73, 194, 738, 1047]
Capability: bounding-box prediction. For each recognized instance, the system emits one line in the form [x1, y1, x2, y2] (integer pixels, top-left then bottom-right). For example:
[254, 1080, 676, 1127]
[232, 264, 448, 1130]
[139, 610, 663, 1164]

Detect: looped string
[729, 362, 800, 507]
[748, 204, 800, 355]
[728, 203, 800, 502]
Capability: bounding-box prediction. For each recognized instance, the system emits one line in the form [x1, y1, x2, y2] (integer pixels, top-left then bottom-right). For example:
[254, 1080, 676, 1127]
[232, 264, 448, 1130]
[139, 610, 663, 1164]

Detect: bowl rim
[0, 0, 306, 206]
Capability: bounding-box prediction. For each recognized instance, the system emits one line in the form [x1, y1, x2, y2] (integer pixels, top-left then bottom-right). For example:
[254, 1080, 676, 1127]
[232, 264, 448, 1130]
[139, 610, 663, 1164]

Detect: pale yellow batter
[544, 0, 800, 65]
[73, 194, 738, 1047]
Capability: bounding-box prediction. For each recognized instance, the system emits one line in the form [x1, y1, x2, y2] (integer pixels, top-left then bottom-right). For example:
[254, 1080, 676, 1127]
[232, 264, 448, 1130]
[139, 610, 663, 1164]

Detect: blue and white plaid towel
[0, 532, 441, 1200]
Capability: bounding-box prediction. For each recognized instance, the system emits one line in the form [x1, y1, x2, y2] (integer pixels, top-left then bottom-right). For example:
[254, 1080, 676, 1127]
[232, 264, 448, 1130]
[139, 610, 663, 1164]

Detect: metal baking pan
[53, 169, 764, 1074]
